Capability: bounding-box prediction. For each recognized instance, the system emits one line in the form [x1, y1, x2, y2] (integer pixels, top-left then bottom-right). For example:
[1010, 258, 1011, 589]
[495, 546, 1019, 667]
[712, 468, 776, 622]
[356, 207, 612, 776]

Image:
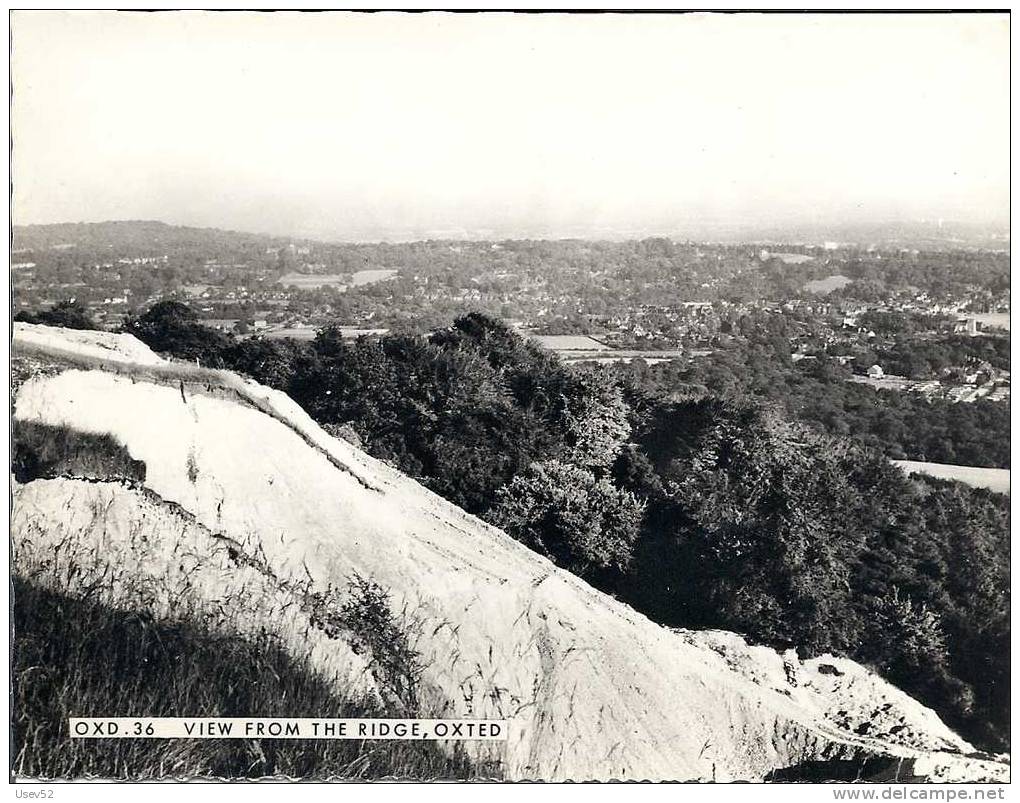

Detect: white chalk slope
[10, 324, 1008, 781]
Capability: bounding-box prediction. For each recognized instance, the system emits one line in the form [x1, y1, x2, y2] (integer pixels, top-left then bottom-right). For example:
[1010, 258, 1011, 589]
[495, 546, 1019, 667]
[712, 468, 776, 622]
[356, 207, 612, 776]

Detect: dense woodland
[616, 336, 1011, 469]
[93, 301, 1011, 752]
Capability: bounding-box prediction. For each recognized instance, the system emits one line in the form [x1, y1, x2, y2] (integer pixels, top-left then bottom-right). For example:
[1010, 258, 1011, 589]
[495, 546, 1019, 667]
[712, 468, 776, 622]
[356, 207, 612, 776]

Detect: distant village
[12, 233, 1010, 406]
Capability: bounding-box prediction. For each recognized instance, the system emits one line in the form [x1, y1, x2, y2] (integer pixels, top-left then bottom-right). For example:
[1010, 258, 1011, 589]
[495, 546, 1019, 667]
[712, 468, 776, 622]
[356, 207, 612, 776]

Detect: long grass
[11, 577, 495, 780]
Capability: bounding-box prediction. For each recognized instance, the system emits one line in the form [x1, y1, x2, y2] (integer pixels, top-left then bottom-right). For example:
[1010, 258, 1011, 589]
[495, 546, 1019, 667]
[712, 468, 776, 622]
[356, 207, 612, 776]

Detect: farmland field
[972, 312, 1010, 331]
[803, 274, 853, 294]
[530, 334, 609, 351]
[770, 252, 814, 265]
[894, 460, 1010, 494]
[277, 272, 346, 289]
[277, 269, 398, 290]
[350, 269, 398, 286]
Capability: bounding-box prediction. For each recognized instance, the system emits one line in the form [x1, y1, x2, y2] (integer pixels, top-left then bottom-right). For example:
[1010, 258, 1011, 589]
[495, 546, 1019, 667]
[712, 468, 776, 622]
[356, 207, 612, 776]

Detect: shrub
[124, 301, 232, 365]
[15, 300, 96, 330]
[343, 576, 426, 715]
[557, 365, 632, 470]
[489, 460, 645, 576]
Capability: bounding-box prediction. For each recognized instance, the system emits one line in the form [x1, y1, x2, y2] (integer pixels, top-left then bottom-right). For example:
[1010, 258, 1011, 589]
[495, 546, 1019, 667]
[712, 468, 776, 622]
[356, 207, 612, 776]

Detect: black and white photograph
[7, 9, 1011, 788]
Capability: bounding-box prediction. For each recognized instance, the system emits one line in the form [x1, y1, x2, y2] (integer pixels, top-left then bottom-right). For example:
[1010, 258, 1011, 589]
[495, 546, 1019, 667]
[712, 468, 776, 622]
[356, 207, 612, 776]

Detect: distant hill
[12, 220, 296, 254]
[12, 217, 1010, 251]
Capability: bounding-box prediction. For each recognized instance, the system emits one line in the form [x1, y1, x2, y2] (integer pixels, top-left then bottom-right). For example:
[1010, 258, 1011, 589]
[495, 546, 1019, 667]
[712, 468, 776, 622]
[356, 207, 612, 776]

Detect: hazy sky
[11, 11, 1010, 240]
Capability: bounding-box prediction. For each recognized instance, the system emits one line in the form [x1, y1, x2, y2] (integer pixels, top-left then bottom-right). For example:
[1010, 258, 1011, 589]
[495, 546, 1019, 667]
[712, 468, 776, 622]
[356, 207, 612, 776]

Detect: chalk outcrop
[10, 324, 1009, 782]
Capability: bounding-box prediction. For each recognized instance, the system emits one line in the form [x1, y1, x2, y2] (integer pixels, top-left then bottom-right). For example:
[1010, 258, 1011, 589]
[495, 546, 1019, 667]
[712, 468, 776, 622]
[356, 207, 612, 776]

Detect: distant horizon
[11, 214, 1011, 247]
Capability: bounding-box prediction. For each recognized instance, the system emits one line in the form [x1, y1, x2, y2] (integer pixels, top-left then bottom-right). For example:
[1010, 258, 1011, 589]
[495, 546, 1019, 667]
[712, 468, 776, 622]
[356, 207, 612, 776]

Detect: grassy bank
[12, 577, 494, 780]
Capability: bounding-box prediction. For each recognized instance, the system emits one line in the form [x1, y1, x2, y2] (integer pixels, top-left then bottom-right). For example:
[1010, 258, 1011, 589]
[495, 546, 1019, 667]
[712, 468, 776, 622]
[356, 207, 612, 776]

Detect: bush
[489, 460, 645, 576]
[15, 300, 96, 330]
[305, 575, 424, 716]
[124, 301, 233, 366]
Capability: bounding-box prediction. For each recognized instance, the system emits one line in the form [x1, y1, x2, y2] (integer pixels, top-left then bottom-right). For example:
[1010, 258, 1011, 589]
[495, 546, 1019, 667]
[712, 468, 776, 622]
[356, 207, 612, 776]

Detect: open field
[262, 326, 389, 341]
[529, 334, 697, 364]
[277, 273, 347, 289]
[972, 313, 1010, 331]
[803, 274, 853, 294]
[529, 334, 609, 351]
[277, 269, 398, 290]
[894, 460, 1010, 495]
[849, 374, 913, 391]
[556, 350, 685, 365]
[770, 253, 814, 265]
[351, 269, 399, 286]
